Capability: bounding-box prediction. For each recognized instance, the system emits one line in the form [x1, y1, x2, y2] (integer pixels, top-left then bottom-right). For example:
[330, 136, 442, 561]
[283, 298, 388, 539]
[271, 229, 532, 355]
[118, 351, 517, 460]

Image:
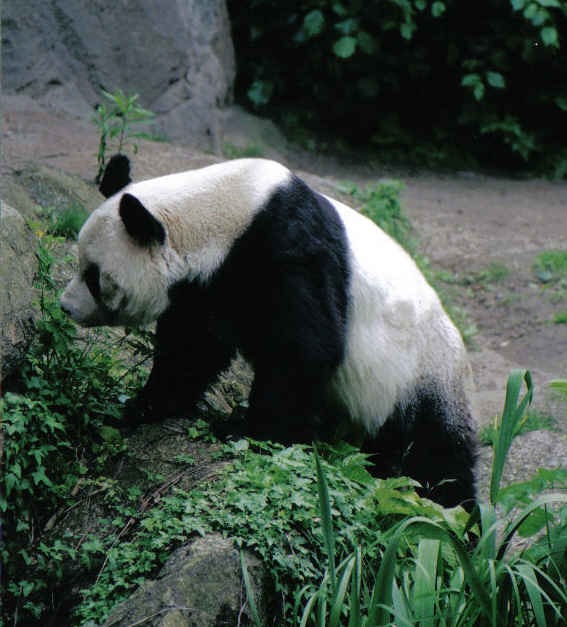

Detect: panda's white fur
[328, 198, 469, 435]
[62, 156, 476, 508]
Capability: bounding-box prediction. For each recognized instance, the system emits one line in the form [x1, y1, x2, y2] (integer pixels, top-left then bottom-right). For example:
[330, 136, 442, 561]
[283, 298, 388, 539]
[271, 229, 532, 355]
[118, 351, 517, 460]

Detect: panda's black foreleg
[136, 335, 235, 421]
[124, 300, 236, 426]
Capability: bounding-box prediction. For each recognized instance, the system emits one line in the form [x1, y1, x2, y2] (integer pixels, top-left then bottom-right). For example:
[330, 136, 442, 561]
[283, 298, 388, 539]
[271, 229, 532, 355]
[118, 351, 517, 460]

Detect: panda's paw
[210, 405, 249, 440]
[121, 394, 162, 428]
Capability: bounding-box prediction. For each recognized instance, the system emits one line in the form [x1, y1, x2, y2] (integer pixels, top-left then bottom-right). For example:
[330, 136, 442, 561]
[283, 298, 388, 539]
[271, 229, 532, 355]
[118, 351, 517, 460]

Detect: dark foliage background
[228, 0, 567, 174]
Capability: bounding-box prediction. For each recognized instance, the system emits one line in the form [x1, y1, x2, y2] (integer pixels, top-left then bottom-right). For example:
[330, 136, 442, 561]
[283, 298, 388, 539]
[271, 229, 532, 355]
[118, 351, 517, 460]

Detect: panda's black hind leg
[244, 367, 333, 444]
[364, 386, 477, 511]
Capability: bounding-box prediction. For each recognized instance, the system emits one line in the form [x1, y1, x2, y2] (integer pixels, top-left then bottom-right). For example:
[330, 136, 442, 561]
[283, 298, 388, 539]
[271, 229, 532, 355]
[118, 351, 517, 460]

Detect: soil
[2, 93, 566, 498]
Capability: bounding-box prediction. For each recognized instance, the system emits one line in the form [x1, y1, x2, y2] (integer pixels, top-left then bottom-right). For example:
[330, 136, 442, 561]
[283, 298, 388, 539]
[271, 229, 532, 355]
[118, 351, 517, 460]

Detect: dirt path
[2, 94, 566, 495]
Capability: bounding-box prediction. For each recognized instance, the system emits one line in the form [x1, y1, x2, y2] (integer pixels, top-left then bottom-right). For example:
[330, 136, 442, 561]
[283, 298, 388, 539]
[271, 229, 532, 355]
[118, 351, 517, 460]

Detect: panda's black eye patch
[84, 263, 101, 301]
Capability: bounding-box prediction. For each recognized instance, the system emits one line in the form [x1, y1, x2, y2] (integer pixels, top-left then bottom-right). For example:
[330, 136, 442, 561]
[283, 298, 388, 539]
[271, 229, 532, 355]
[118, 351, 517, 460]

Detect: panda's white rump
[329, 198, 468, 435]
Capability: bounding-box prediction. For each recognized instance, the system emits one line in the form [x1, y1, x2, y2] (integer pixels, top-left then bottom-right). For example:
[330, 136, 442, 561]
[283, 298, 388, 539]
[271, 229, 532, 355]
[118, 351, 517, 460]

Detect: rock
[2, 1, 235, 150]
[0, 205, 38, 383]
[0, 176, 40, 221]
[221, 106, 290, 162]
[103, 534, 270, 626]
[13, 163, 102, 216]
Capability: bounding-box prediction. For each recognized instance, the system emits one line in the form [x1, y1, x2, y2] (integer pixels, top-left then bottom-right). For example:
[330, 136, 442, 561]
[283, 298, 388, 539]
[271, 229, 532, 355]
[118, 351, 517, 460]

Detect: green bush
[229, 0, 567, 174]
[1, 236, 141, 623]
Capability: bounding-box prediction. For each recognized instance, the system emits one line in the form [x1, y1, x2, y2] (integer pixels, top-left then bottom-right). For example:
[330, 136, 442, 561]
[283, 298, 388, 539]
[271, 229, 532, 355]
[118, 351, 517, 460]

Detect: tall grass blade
[520, 560, 567, 621]
[240, 550, 262, 627]
[329, 555, 356, 626]
[314, 448, 337, 590]
[413, 538, 440, 626]
[490, 369, 533, 504]
[516, 562, 546, 627]
[391, 579, 414, 626]
[487, 559, 497, 626]
[348, 547, 362, 627]
[476, 502, 498, 560]
[503, 563, 523, 625]
[299, 588, 321, 627]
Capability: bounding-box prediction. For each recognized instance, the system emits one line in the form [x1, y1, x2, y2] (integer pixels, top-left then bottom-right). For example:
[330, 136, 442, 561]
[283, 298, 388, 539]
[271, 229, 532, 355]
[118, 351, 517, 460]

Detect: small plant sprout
[93, 89, 155, 183]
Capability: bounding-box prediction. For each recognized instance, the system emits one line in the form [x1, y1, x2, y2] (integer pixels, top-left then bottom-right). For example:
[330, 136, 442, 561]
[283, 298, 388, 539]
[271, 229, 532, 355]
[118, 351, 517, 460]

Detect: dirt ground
[2, 94, 566, 497]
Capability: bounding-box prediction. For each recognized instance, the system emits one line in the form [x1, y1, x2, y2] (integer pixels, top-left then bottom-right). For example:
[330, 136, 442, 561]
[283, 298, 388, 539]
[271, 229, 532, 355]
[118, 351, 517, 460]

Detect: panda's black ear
[99, 154, 132, 198]
[119, 193, 166, 247]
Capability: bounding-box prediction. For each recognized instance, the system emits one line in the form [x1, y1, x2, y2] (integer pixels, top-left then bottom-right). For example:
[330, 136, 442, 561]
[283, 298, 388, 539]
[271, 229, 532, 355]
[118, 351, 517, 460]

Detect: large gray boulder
[0, 204, 38, 383]
[103, 534, 270, 626]
[2, 0, 235, 150]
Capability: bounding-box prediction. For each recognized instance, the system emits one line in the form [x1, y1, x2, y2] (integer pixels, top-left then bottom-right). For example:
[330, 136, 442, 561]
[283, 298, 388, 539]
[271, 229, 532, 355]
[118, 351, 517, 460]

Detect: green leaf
[474, 82, 485, 101]
[335, 18, 358, 35]
[32, 467, 53, 487]
[541, 26, 559, 47]
[511, 0, 527, 9]
[491, 370, 533, 504]
[333, 36, 357, 58]
[524, 3, 539, 20]
[332, 2, 348, 17]
[461, 73, 480, 87]
[413, 539, 440, 624]
[5, 473, 18, 496]
[517, 506, 551, 537]
[329, 555, 356, 625]
[486, 71, 506, 88]
[432, 1, 446, 17]
[537, 0, 561, 7]
[400, 22, 416, 40]
[247, 80, 273, 107]
[357, 30, 375, 55]
[303, 10, 325, 38]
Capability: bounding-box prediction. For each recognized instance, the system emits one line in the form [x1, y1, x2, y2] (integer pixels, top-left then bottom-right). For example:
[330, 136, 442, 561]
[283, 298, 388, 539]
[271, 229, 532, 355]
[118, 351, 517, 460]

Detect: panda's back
[121, 159, 293, 281]
[328, 198, 466, 433]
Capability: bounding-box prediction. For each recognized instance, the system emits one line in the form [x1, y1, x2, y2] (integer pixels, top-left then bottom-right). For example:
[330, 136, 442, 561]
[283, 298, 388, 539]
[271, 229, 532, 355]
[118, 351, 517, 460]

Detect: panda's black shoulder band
[119, 193, 166, 247]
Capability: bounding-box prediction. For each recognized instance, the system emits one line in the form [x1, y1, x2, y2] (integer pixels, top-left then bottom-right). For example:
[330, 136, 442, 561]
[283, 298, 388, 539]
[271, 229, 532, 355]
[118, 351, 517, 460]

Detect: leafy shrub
[1, 236, 141, 623]
[229, 0, 567, 174]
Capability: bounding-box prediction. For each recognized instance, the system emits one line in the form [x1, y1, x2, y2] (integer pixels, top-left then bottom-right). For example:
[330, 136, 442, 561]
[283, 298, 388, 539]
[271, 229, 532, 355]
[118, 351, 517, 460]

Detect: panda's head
[61, 156, 184, 327]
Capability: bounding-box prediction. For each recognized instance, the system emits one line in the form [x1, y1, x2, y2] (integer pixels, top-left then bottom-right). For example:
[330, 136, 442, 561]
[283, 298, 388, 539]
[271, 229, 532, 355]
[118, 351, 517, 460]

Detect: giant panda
[61, 155, 477, 509]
